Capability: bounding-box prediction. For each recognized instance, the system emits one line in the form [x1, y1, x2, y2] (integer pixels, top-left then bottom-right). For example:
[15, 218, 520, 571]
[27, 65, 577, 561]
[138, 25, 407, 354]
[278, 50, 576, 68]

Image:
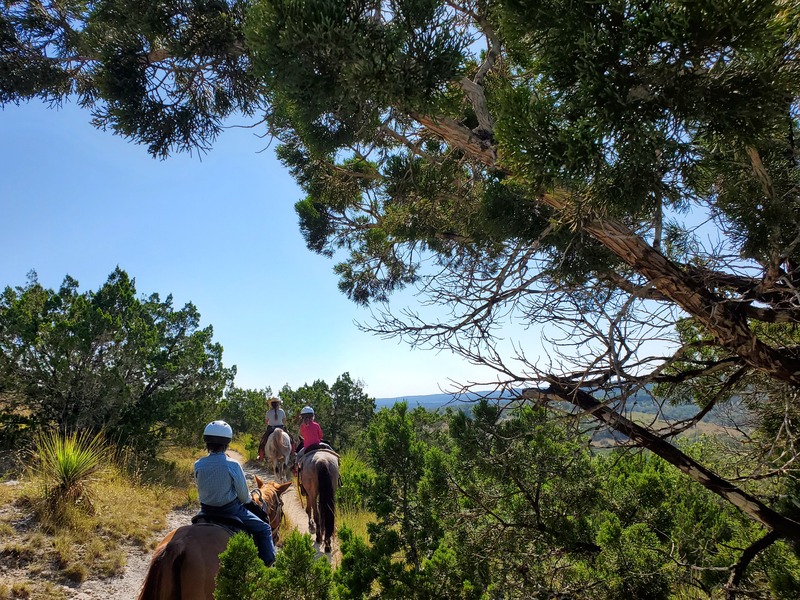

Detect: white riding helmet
[300, 406, 315, 415]
[203, 420, 233, 439]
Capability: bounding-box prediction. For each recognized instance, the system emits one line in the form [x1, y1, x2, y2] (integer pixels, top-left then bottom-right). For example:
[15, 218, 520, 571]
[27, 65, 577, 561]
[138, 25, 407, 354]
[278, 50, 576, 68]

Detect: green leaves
[0, 268, 233, 451]
[246, 0, 466, 151]
[2, 0, 264, 156]
[33, 429, 106, 520]
[215, 531, 333, 600]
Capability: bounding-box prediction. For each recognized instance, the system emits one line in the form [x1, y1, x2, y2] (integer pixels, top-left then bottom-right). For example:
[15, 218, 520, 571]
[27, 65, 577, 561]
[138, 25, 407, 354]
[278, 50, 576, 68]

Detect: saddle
[191, 511, 244, 533]
[191, 497, 271, 535]
[301, 443, 340, 460]
[293, 444, 341, 495]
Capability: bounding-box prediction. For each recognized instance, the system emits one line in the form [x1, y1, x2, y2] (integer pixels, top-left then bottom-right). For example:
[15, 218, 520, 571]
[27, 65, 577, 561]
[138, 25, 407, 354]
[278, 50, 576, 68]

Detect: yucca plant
[33, 429, 106, 516]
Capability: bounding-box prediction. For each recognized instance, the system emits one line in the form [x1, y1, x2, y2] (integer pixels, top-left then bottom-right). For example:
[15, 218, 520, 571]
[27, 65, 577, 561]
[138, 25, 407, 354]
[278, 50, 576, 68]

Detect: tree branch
[524, 382, 800, 543]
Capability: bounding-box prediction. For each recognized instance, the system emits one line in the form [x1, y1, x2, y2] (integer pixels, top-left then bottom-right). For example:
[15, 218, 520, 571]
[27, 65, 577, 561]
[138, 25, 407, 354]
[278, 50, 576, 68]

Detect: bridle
[251, 485, 284, 538]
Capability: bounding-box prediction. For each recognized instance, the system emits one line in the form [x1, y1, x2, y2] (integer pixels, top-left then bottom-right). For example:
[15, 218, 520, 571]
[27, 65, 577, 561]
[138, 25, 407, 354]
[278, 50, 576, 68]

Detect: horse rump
[137, 540, 184, 600]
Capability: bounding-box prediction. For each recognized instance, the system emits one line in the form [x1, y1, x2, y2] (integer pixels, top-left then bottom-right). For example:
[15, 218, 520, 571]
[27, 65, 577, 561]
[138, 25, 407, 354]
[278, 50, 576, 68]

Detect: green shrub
[272, 531, 333, 600]
[33, 430, 105, 518]
[337, 449, 373, 512]
[215, 531, 334, 600]
[215, 533, 269, 600]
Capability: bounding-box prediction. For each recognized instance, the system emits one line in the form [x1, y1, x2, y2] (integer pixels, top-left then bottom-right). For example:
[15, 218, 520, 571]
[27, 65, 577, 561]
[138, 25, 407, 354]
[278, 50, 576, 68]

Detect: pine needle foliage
[215, 533, 269, 600]
[215, 531, 334, 600]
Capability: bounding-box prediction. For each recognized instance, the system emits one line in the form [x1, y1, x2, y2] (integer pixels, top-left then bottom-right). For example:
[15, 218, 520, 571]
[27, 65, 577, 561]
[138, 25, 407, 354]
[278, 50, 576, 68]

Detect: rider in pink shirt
[293, 406, 337, 489]
[300, 417, 323, 447]
[295, 405, 330, 460]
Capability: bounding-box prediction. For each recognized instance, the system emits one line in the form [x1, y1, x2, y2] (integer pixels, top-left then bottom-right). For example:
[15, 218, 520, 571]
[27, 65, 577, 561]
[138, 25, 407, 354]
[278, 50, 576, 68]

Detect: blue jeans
[203, 500, 275, 566]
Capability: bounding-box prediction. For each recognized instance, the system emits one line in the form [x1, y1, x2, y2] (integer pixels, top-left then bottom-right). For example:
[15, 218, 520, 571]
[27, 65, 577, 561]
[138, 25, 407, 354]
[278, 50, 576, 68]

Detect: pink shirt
[300, 420, 323, 446]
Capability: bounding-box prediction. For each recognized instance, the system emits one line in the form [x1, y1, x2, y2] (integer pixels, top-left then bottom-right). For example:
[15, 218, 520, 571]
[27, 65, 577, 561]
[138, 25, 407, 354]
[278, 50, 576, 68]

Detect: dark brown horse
[299, 450, 339, 553]
[137, 475, 291, 600]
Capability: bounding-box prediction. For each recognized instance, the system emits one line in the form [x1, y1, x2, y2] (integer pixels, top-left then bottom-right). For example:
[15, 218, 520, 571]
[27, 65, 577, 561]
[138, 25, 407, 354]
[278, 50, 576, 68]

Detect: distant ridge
[375, 390, 513, 410]
[375, 389, 743, 427]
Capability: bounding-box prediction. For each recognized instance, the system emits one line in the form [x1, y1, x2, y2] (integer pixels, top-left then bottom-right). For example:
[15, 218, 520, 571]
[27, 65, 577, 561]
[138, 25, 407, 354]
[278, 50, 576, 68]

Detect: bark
[523, 384, 800, 543]
[725, 530, 781, 600]
[581, 218, 800, 384]
[414, 113, 800, 389]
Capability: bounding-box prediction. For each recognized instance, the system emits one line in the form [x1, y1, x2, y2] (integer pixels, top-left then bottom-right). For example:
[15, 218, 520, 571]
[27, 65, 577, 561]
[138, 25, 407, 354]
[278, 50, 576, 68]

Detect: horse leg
[317, 460, 336, 553]
[312, 497, 322, 544]
[305, 492, 316, 534]
[318, 502, 328, 551]
[259, 431, 273, 461]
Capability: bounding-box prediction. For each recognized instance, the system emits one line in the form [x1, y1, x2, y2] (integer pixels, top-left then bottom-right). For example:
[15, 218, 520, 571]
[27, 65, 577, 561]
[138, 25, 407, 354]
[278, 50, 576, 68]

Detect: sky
[0, 101, 504, 399]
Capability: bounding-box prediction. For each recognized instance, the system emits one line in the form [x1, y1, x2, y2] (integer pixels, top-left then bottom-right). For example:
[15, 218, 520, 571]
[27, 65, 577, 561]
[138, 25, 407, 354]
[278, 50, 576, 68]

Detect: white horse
[265, 428, 294, 481]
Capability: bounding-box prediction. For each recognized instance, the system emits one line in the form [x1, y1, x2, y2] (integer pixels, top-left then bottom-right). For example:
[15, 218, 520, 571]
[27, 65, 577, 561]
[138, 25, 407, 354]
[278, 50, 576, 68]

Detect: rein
[251, 486, 284, 533]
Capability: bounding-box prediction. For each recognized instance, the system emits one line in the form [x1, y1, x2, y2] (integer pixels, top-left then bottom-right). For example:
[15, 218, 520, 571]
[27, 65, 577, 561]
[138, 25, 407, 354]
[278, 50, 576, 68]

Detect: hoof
[324, 543, 331, 553]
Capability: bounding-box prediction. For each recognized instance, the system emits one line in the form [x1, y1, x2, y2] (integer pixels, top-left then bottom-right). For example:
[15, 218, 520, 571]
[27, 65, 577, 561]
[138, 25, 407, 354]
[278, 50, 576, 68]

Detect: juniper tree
[4, 0, 800, 580]
[0, 268, 233, 450]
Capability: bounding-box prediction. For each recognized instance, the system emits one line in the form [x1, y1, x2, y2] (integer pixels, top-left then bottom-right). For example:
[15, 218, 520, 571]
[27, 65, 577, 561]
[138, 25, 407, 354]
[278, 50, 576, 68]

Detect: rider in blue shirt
[194, 420, 275, 567]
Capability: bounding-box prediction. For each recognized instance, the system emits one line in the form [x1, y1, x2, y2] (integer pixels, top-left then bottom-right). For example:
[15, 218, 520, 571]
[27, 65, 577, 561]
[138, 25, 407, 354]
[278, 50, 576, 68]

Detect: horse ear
[276, 481, 292, 496]
[254, 474, 264, 487]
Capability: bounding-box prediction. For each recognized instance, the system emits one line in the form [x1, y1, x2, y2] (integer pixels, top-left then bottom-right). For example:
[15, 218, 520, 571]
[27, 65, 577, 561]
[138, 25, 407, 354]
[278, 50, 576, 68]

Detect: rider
[194, 420, 275, 567]
[265, 396, 287, 439]
[259, 395, 289, 461]
[294, 405, 331, 461]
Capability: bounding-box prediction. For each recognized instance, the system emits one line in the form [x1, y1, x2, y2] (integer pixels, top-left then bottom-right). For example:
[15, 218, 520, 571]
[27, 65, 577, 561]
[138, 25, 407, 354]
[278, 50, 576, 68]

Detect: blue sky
[0, 101, 503, 399]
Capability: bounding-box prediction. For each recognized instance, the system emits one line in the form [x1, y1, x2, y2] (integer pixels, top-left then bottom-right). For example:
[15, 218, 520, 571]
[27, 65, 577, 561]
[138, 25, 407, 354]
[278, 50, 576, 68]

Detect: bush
[337, 449, 373, 512]
[32, 430, 105, 520]
[215, 531, 334, 600]
[215, 533, 269, 600]
[272, 531, 334, 600]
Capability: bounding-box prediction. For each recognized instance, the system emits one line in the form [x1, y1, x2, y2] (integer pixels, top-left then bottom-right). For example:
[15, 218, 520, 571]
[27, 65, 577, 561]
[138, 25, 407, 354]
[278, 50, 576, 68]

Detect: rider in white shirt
[265, 397, 286, 435]
[258, 396, 290, 461]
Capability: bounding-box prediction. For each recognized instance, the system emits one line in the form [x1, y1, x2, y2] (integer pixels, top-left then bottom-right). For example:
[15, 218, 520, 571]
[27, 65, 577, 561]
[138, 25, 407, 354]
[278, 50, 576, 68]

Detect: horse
[265, 428, 294, 482]
[298, 449, 339, 553]
[136, 475, 291, 600]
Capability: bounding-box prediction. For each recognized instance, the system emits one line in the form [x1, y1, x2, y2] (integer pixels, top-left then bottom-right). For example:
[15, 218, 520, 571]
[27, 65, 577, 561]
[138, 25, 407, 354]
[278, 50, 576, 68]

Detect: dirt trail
[66, 451, 339, 600]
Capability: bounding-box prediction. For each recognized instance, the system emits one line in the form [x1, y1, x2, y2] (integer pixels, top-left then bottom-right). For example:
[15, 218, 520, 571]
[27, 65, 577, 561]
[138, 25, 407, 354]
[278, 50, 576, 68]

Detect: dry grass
[0, 444, 198, 596]
[338, 506, 375, 544]
[229, 435, 259, 461]
[0, 578, 68, 600]
[0, 480, 18, 507]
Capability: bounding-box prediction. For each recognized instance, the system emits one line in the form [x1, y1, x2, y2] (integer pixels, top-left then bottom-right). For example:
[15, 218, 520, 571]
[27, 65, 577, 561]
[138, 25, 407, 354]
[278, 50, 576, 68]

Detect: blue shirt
[194, 452, 250, 507]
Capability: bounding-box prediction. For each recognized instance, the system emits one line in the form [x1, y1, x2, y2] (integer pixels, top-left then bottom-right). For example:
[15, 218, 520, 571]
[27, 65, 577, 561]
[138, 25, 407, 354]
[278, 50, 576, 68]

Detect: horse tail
[316, 459, 336, 542]
[137, 542, 183, 600]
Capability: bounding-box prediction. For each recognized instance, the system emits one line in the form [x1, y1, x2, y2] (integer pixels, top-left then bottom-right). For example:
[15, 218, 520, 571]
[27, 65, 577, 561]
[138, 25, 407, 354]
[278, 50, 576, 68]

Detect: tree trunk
[414, 112, 800, 389]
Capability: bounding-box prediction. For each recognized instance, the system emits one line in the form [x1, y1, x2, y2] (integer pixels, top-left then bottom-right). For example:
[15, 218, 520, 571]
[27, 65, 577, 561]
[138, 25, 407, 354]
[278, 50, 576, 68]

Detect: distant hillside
[376, 390, 511, 411]
[376, 389, 745, 428]
[377, 390, 746, 446]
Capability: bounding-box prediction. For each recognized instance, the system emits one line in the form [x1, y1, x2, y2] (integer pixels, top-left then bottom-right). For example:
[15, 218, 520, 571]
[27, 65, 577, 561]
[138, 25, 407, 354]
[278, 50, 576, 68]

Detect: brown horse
[299, 450, 339, 553]
[136, 475, 291, 600]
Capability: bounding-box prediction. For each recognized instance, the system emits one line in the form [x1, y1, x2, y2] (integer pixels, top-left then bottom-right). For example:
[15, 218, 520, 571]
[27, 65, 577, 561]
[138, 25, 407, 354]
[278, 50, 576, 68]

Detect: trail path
[235, 451, 341, 564]
[67, 451, 339, 599]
